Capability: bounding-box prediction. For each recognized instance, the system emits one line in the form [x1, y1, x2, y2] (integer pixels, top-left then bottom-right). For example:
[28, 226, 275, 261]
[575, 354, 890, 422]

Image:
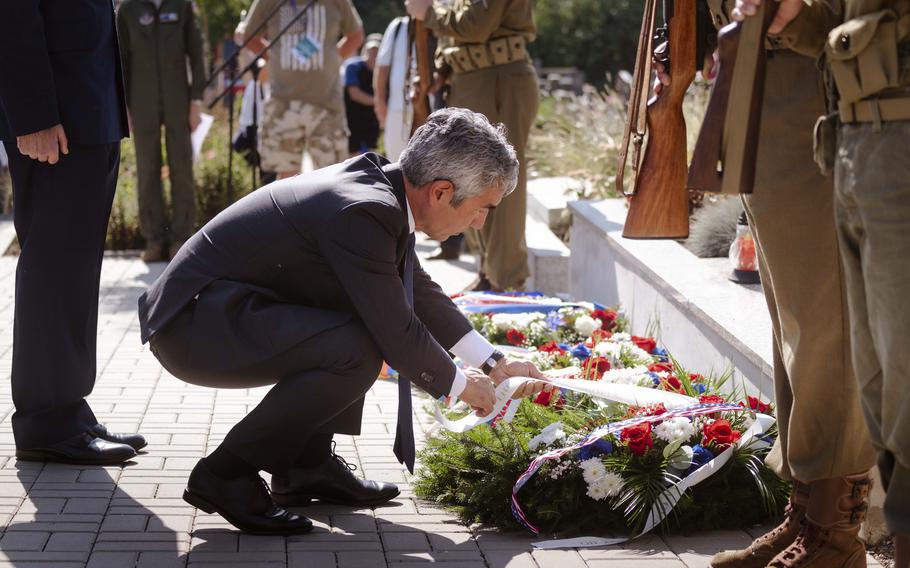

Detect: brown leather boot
[710, 481, 810, 568]
[895, 533, 909, 568]
[768, 472, 872, 567]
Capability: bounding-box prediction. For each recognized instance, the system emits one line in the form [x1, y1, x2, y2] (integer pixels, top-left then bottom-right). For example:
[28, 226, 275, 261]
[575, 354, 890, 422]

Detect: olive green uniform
[117, 0, 206, 248]
[424, 0, 539, 290]
[777, 0, 910, 533]
[705, 1, 876, 489]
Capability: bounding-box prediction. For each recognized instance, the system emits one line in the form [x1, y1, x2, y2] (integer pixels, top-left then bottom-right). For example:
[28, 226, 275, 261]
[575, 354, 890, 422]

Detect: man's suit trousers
[743, 51, 875, 482]
[149, 280, 384, 474]
[7, 143, 119, 449]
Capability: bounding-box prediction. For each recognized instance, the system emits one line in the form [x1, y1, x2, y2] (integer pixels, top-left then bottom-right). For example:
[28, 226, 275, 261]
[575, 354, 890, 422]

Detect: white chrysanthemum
[668, 445, 694, 471]
[579, 458, 607, 484]
[599, 366, 650, 385]
[574, 315, 600, 336]
[586, 483, 608, 501]
[612, 332, 632, 342]
[528, 421, 566, 450]
[654, 417, 696, 444]
[596, 471, 625, 497]
[593, 341, 620, 358]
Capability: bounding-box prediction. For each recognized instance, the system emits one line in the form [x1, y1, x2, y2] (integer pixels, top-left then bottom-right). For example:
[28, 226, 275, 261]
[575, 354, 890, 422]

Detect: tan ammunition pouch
[839, 93, 910, 123]
[441, 36, 529, 74]
[825, 9, 910, 105]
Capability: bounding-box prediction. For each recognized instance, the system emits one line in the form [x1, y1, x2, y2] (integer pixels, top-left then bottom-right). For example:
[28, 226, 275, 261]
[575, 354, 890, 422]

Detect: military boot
[768, 472, 872, 568]
[710, 481, 809, 568]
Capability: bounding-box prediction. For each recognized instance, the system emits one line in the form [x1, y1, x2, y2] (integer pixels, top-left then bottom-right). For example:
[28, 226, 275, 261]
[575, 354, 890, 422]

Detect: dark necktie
[393, 233, 417, 472]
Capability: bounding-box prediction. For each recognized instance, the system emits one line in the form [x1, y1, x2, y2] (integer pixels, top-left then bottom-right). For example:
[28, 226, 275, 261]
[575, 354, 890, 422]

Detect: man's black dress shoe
[16, 432, 137, 465]
[91, 423, 147, 451]
[183, 460, 313, 536]
[271, 452, 400, 507]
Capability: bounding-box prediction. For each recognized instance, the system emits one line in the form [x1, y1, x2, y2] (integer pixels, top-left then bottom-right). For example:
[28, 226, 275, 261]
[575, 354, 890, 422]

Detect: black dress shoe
[271, 452, 400, 507]
[183, 460, 313, 536]
[16, 432, 137, 465]
[91, 423, 147, 451]
[460, 273, 493, 294]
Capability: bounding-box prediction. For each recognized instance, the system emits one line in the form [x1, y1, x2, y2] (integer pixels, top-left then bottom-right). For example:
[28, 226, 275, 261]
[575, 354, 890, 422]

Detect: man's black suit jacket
[0, 0, 129, 143]
[139, 153, 473, 399]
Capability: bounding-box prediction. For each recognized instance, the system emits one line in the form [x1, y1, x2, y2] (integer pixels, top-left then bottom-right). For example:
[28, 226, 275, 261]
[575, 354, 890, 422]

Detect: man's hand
[16, 124, 69, 165]
[405, 0, 433, 21]
[459, 368, 496, 416]
[733, 0, 803, 34]
[189, 101, 202, 132]
[653, 49, 716, 94]
[489, 359, 556, 399]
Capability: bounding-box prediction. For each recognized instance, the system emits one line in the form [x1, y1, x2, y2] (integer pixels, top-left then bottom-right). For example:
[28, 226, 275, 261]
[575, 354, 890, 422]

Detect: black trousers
[7, 142, 119, 448]
[149, 280, 384, 474]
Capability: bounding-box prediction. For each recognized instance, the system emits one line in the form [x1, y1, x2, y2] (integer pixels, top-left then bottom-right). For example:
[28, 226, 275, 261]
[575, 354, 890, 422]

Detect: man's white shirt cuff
[450, 329, 496, 369]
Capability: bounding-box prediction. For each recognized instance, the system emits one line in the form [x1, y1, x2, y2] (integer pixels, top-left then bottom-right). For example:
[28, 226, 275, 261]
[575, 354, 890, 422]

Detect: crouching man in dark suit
[0, 0, 146, 465]
[138, 108, 551, 535]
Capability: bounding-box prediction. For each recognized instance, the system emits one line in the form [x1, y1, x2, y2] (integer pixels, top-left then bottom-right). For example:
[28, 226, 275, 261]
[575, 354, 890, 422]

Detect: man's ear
[429, 180, 455, 206]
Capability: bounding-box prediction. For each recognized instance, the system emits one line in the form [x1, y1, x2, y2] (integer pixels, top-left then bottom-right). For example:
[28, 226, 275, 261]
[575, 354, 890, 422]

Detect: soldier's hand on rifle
[653, 50, 716, 95]
[405, 0, 432, 21]
[733, 0, 803, 34]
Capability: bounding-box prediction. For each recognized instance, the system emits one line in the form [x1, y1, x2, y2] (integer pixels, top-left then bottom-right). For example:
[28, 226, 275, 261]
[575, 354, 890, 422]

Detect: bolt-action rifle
[408, 19, 434, 135]
[617, 0, 697, 239]
[687, 1, 779, 195]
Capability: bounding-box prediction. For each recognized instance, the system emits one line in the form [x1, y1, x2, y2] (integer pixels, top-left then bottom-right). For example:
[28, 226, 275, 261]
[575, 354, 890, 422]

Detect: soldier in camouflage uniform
[731, 0, 910, 566]
[406, 0, 538, 291]
[236, 0, 364, 178]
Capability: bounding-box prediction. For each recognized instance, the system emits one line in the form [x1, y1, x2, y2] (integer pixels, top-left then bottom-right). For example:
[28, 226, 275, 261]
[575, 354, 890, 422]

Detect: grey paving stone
[0, 530, 49, 550]
[287, 551, 337, 568]
[137, 551, 189, 568]
[44, 531, 96, 551]
[86, 551, 138, 568]
[483, 551, 539, 568]
[335, 550, 386, 568]
[530, 550, 588, 568]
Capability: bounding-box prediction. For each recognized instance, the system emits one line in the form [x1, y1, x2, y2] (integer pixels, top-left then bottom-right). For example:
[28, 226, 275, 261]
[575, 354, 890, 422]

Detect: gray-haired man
[137, 108, 551, 535]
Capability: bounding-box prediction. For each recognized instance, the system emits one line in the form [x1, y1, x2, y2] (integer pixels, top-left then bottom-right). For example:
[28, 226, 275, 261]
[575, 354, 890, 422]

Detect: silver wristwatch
[480, 349, 506, 375]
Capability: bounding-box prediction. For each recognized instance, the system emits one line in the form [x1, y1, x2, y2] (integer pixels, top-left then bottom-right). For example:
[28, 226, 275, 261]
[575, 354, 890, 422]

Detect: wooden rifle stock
[408, 19, 433, 136]
[620, 0, 695, 240]
[686, 1, 779, 195]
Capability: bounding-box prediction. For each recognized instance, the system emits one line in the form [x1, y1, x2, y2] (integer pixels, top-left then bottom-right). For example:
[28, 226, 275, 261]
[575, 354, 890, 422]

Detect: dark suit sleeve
[412, 257, 473, 350]
[319, 202, 457, 399]
[184, 1, 206, 100]
[116, 6, 131, 108]
[0, 1, 61, 136]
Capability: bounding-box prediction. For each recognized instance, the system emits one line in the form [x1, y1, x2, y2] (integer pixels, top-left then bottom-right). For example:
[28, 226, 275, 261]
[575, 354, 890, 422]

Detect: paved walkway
[0, 244, 883, 567]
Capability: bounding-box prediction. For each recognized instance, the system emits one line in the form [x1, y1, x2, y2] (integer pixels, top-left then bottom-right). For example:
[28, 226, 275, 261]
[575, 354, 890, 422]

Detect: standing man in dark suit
[0, 0, 146, 464]
[139, 108, 551, 535]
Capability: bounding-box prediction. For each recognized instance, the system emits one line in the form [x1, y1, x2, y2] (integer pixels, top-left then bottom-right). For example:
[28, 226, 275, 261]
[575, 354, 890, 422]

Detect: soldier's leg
[835, 120, 910, 536]
[259, 97, 305, 179]
[487, 61, 538, 289]
[307, 105, 349, 170]
[163, 106, 196, 250]
[132, 114, 166, 256]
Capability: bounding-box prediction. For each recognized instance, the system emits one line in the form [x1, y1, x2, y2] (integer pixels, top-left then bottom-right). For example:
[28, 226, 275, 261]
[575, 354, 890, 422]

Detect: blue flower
[652, 347, 669, 361]
[694, 383, 708, 394]
[647, 371, 661, 386]
[578, 438, 613, 461]
[688, 444, 715, 473]
[557, 343, 570, 350]
[571, 344, 591, 360]
[545, 311, 563, 331]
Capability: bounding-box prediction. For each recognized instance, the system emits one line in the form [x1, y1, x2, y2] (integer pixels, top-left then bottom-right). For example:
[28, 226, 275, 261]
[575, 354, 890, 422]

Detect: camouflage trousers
[835, 118, 910, 534]
[259, 97, 349, 173]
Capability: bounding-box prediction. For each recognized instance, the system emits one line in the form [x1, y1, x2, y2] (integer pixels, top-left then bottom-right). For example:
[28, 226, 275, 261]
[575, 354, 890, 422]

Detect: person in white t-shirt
[373, 16, 412, 161]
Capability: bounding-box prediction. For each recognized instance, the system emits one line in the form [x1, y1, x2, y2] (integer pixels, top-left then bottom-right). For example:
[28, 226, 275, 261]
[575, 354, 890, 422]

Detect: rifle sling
[617, 0, 658, 197]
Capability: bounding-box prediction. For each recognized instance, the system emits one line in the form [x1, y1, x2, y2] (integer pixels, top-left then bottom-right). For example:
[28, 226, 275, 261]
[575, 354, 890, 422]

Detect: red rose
[506, 328, 526, 346]
[590, 329, 612, 344]
[620, 422, 654, 456]
[689, 373, 704, 383]
[703, 419, 742, 449]
[632, 336, 657, 353]
[699, 395, 727, 405]
[534, 389, 554, 406]
[740, 396, 771, 414]
[538, 341, 565, 354]
[591, 308, 618, 331]
[648, 361, 674, 373]
[661, 375, 685, 393]
[584, 356, 611, 379]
